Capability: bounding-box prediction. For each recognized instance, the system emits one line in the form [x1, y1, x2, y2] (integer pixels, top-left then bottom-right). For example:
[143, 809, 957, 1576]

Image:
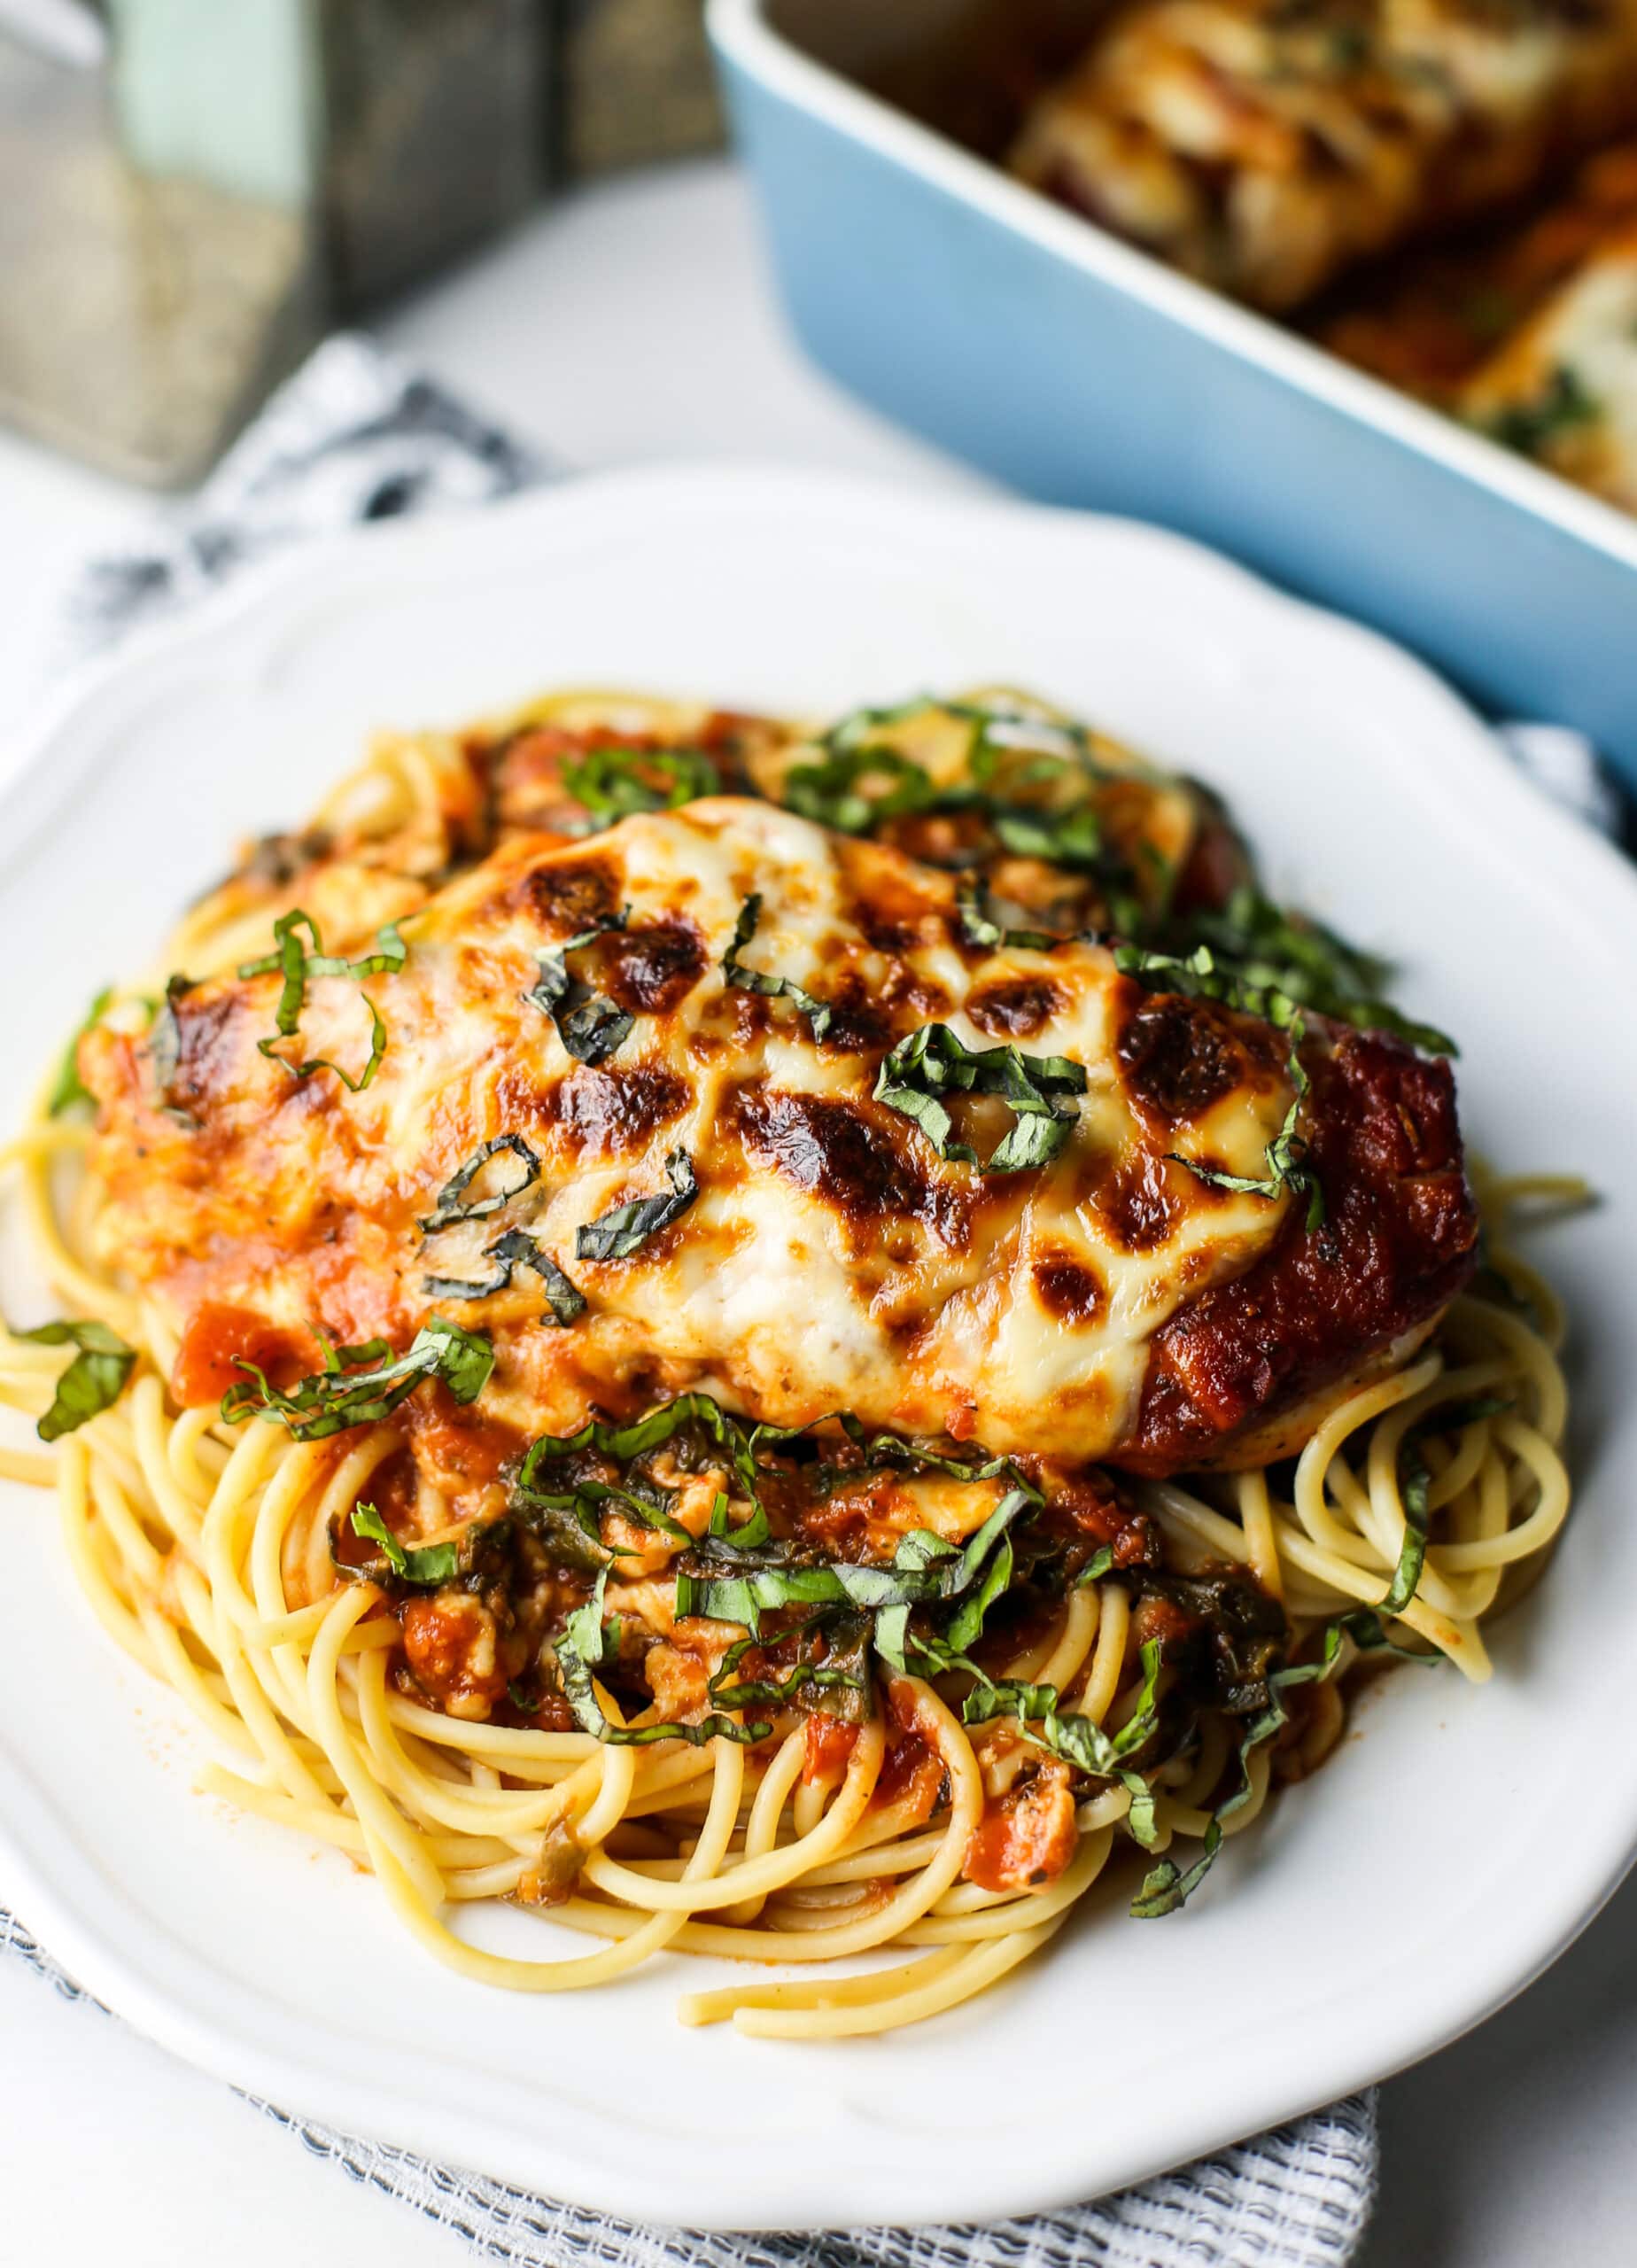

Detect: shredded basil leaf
[1485, 364, 1600, 460]
[348, 1502, 461, 1587]
[238, 908, 406, 1091]
[873, 1021, 1086, 1174]
[989, 803, 1106, 869]
[221, 1316, 493, 1440]
[417, 1134, 541, 1233]
[708, 1658, 866, 1713]
[954, 877, 1057, 954]
[554, 1569, 772, 1745]
[18, 1318, 136, 1441]
[1131, 1818, 1223, 1917]
[1382, 1395, 1512, 1618]
[149, 974, 196, 1115]
[421, 1227, 586, 1325]
[562, 745, 719, 827]
[1129, 1596, 1446, 1919]
[705, 1486, 772, 1553]
[521, 1393, 754, 1495]
[1168, 1018, 1324, 1231]
[781, 742, 937, 835]
[524, 912, 634, 1066]
[48, 986, 113, 1115]
[720, 895, 834, 1038]
[678, 1489, 1033, 1639]
[513, 1394, 770, 1562]
[1124, 888, 1457, 1059]
[962, 1640, 1165, 1850]
[576, 1147, 697, 1260]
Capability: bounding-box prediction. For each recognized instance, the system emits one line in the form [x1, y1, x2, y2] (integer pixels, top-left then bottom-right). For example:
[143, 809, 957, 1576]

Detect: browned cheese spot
[1032, 1250, 1106, 1323]
[732, 1088, 927, 1219]
[546, 1064, 693, 1159]
[966, 976, 1067, 1039]
[600, 921, 706, 1015]
[522, 854, 623, 934]
[1090, 1146, 1187, 1252]
[1116, 987, 1279, 1130]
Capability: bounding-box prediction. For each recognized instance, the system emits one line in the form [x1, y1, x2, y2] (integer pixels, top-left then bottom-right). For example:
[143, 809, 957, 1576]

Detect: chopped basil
[1129, 1600, 1444, 1919]
[1123, 889, 1456, 1060]
[554, 1569, 773, 1745]
[221, 1316, 493, 1440]
[417, 1135, 541, 1234]
[149, 974, 196, 1116]
[1168, 1019, 1324, 1231]
[677, 1488, 1033, 1639]
[238, 908, 406, 1091]
[520, 1393, 748, 1490]
[707, 1656, 867, 1713]
[561, 745, 719, 827]
[348, 1502, 461, 1587]
[513, 1394, 771, 1565]
[524, 913, 634, 1066]
[781, 742, 937, 835]
[576, 1147, 697, 1260]
[48, 985, 113, 1115]
[1130, 1819, 1223, 1917]
[421, 1227, 586, 1326]
[18, 1318, 136, 1441]
[1486, 365, 1599, 460]
[1382, 1395, 1512, 1618]
[842, 1432, 1025, 1487]
[512, 1396, 1021, 1577]
[1114, 941, 1299, 1031]
[962, 1640, 1165, 1850]
[944, 1533, 1015, 1656]
[720, 895, 834, 1038]
[783, 697, 1121, 877]
[954, 877, 1056, 954]
[873, 1022, 1086, 1174]
[705, 1485, 772, 1553]
[989, 804, 1105, 869]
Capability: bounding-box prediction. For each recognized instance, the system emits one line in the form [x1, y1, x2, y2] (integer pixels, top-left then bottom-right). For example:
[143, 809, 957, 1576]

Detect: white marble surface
[0, 156, 1631, 2268]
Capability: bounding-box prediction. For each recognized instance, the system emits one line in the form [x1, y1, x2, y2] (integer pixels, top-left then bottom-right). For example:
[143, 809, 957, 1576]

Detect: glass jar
[0, 0, 551, 485]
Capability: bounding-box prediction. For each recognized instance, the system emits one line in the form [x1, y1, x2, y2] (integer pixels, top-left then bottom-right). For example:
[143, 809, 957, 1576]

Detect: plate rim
[4, 462, 1636, 2230]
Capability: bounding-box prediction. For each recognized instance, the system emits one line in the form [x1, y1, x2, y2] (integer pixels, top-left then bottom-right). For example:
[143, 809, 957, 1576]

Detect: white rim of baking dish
[710, 0, 1637, 573]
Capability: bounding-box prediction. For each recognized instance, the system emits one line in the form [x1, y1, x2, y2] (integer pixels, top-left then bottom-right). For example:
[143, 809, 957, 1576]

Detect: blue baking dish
[708, 0, 1637, 781]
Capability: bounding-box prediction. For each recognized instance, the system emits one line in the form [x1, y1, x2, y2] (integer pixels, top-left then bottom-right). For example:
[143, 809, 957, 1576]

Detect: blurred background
[4, 0, 1634, 766]
[0, 0, 724, 485]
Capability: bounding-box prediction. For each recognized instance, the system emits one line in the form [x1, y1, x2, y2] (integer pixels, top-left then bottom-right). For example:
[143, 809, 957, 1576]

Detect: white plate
[2, 467, 1633, 2231]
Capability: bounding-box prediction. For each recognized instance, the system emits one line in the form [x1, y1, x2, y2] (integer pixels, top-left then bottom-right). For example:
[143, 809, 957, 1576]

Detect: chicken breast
[80, 797, 1477, 1481]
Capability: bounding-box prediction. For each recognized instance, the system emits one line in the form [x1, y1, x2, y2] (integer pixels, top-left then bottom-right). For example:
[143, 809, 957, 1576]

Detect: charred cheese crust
[81, 788, 1476, 1489]
[1009, 0, 1637, 312]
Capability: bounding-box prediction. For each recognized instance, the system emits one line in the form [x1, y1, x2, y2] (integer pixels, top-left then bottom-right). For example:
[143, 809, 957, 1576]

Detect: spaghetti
[0, 688, 1579, 2039]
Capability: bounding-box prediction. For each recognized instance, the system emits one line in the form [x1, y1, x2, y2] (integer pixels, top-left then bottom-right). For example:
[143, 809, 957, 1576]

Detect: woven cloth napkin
[15, 327, 1615, 2268]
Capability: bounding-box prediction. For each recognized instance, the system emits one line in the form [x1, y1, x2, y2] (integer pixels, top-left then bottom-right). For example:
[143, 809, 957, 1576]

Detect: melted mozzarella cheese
[84, 798, 1296, 1463]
